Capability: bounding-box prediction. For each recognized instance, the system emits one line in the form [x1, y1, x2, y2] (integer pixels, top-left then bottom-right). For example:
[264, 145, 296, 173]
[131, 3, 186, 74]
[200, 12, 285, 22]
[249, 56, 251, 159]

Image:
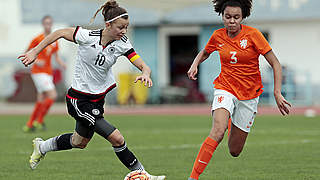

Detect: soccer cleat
[29, 138, 45, 170]
[34, 122, 47, 131]
[23, 125, 35, 133]
[149, 175, 166, 180]
[188, 178, 197, 180]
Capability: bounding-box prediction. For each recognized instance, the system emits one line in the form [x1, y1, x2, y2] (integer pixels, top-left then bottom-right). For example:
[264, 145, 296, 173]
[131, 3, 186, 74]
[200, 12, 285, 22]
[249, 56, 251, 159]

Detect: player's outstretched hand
[17, 49, 37, 67]
[274, 92, 291, 116]
[135, 74, 153, 88]
[187, 65, 198, 80]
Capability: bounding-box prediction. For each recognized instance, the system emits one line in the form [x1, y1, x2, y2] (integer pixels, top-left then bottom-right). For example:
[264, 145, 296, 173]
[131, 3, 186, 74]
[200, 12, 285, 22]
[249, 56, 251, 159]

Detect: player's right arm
[188, 30, 217, 81]
[187, 49, 210, 80]
[18, 28, 75, 67]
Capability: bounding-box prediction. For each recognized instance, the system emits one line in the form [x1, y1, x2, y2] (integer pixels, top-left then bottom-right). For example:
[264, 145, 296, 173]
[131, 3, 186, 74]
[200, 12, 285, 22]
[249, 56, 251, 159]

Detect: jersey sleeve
[251, 29, 272, 55]
[118, 36, 141, 63]
[119, 36, 133, 54]
[204, 31, 218, 54]
[73, 26, 92, 45]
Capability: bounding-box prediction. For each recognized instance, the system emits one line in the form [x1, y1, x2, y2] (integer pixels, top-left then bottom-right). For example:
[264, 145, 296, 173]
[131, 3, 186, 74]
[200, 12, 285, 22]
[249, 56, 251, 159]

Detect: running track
[0, 103, 319, 116]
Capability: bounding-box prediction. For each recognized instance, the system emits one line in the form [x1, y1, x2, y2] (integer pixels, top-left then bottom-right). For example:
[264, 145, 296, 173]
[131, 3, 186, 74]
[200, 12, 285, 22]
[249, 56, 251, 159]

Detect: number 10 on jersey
[95, 54, 106, 66]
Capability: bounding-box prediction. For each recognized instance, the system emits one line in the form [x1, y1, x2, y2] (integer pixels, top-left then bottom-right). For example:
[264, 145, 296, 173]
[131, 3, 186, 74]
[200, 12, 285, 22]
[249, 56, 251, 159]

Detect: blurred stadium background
[0, 0, 319, 179]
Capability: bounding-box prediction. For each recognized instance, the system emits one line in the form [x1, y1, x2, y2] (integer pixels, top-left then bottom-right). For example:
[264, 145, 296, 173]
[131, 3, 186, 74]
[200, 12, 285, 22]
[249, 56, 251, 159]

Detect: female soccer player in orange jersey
[23, 15, 66, 132]
[187, 0, 291, 179]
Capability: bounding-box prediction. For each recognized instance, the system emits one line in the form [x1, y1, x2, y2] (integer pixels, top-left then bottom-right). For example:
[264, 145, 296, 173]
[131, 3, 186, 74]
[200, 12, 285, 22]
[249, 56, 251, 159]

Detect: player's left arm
[264, 50, 291, 115]
[131, 58, 153, 88]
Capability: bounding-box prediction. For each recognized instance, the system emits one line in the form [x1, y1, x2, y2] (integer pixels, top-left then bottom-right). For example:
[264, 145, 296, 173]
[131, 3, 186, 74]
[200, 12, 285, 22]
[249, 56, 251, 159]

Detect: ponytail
[90, 0, 128, 24]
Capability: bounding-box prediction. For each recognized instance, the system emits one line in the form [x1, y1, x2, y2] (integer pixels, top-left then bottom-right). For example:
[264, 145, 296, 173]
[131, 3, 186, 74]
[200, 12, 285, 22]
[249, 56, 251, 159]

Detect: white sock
[39, 137, 58, 154]
[130, 161, 144, 171]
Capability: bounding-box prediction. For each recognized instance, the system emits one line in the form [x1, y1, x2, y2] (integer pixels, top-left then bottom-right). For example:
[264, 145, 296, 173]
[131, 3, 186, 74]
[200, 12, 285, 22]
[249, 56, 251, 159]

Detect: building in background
[0, 0, 319, 105]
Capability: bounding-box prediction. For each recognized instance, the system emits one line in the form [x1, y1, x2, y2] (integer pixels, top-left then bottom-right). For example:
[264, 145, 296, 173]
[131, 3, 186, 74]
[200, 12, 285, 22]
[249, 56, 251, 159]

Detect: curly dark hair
[212, 0, 253, 19]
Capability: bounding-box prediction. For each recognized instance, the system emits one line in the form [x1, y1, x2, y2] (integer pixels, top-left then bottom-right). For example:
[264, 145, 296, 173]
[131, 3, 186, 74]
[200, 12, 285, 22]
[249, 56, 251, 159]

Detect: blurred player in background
[18, 1, 165, 179]
[23, 15, 66, 132]
[187, 0, 291, 179]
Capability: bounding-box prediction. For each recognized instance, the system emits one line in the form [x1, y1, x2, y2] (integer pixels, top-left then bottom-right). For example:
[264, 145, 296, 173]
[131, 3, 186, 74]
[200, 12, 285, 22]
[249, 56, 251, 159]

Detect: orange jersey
[205, 25, 272, 100]
[28, 33, 59, 75]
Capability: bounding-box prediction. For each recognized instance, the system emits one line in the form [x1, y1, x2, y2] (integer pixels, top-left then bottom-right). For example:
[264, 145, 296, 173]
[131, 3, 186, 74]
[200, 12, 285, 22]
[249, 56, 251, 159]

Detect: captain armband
[130, 53, 141, 62]
[128, 52, 141, 63]
[124, 48, 142, 63]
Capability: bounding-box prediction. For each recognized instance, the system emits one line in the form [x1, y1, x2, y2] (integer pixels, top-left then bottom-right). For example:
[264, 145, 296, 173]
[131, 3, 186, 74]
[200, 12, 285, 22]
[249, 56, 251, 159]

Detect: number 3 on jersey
[230, 51, 237, 64]
[95, 54, 105, 66]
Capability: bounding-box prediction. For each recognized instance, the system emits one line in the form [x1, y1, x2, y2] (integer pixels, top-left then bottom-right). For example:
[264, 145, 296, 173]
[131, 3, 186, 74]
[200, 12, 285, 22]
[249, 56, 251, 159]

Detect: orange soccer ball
[124, 170, 150, 180]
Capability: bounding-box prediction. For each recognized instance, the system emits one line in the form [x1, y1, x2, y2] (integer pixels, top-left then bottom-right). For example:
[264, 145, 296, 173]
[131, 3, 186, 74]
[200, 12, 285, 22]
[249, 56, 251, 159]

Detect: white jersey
[72, 26, 134, 94]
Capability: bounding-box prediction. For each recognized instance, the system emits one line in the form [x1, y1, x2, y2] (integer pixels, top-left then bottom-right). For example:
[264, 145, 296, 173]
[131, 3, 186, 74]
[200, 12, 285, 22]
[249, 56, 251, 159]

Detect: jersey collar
[99, 29, 115, 49]
[225, 24, 244, 40]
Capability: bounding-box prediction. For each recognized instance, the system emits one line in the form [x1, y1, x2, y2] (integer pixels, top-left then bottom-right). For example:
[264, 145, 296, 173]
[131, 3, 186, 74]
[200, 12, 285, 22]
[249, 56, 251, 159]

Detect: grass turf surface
[0, 114, 319, 180]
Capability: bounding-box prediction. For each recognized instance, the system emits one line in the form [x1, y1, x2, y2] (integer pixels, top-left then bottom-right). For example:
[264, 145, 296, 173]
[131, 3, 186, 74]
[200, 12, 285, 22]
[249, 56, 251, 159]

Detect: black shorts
[66, 88, 105, 128]
[66, 88, 117, 139]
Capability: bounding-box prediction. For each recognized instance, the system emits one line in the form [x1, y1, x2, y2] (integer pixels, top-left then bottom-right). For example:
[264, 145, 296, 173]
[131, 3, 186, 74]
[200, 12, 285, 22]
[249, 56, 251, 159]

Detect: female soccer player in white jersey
[18, 1, 165, 179]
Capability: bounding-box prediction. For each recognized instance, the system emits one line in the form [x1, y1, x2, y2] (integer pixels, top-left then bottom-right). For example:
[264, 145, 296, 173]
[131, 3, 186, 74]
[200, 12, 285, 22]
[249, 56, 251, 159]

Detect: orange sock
[227, 118, 232, 136]
[37, 98, 54, 124]
[190, 137, 219, 180]
[26, 102, 42, 128]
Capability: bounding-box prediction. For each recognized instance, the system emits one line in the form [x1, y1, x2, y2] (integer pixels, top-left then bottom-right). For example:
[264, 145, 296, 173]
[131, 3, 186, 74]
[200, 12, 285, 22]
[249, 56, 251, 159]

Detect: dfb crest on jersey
[92, 109, 100, 116]
[107, 47, 115, 54]
[240, 39, 248, 49]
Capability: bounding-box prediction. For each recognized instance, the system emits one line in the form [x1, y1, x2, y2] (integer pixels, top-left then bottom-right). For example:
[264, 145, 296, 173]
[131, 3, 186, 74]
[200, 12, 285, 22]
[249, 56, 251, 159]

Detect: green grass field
[0, 114, 319, 180]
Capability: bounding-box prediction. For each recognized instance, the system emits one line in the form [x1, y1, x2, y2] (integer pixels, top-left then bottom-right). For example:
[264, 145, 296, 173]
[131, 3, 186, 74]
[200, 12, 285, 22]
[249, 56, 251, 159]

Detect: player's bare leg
[228, 123, 248, 157]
